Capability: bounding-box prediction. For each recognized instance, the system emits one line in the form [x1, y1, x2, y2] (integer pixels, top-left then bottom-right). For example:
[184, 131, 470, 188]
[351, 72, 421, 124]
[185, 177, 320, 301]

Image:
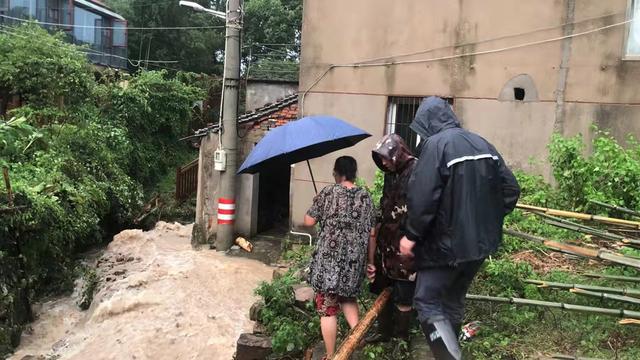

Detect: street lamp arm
[179, 1, 226, 20]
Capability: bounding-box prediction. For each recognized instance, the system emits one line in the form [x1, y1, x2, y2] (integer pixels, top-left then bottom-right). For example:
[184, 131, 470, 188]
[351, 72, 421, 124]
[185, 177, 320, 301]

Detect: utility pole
[214, 0, 243, 251]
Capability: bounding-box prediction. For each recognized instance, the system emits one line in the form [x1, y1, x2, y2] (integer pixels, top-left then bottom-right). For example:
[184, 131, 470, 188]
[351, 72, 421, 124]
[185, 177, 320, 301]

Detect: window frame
[623, 0, 640, 60]
[385, 96, 453, 153]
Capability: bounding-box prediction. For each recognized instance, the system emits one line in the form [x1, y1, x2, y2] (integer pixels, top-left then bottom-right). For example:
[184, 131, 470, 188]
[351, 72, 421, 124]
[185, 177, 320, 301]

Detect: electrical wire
[354, 11, 625, 65]
[300, 15, 633, 116]
[0, 14, 226, 30]
[0, 25, 178, 66]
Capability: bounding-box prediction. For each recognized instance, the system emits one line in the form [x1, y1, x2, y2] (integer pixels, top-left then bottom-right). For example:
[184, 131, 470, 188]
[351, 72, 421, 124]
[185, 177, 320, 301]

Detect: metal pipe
[290, 230, 313, 246]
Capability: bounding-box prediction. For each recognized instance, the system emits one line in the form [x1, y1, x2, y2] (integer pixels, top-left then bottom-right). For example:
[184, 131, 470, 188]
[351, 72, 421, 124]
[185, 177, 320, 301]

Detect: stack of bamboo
[468, 201, 640, 326]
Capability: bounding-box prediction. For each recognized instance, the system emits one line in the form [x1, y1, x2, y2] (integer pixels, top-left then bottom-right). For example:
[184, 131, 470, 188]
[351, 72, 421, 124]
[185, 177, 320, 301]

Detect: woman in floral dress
[304, 156, 376, 358]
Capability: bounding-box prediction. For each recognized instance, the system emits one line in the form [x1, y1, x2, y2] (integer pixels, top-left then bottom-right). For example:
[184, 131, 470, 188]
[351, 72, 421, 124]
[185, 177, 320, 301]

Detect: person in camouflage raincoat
[367, 133, 418, 341]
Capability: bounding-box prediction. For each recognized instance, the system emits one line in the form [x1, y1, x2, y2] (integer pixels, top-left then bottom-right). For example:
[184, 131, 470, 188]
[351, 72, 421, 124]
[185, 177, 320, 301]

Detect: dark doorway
[257, 164, 291, 233]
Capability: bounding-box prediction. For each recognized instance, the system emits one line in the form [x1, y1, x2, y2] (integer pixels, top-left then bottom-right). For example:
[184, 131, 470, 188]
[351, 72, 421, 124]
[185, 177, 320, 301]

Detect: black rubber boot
[393, 308, 414, 340]
[420, 321, 462, 360]
[452, 322, 462, 340]
[365, 300, 393, 343]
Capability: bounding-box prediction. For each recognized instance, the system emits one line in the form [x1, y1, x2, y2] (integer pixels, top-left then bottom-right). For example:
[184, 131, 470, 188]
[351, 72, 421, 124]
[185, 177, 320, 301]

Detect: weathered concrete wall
[246, 81, 298, 111]
[291, 0, 640, 226]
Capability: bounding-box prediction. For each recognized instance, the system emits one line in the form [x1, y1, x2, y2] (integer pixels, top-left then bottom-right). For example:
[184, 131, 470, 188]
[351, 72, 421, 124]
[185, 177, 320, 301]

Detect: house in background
[245, 79, 298, 112]
[190, 93, 299, 240]
[0, 0, 127, 69]
[289, 0, 640, 227]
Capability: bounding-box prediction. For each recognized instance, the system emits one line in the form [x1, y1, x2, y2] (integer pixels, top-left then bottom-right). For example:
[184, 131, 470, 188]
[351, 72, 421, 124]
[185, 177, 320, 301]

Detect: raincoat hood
[410, 96, 460, 139]
[372, 134, 416, 173]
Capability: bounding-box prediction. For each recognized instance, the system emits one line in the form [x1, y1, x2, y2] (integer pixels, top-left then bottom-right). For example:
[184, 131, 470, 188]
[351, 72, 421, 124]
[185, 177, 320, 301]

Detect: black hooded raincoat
[406, 97, 521, 268]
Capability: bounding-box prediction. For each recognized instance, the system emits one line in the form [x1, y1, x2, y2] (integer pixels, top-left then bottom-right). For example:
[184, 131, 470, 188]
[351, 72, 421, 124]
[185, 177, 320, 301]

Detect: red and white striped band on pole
[218, 198, 236, 225]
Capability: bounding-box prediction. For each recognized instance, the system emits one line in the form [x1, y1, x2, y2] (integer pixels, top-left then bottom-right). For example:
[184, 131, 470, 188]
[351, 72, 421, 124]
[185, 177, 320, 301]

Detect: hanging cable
[300, 15, 632, 116]
[0, 14, 226, 30]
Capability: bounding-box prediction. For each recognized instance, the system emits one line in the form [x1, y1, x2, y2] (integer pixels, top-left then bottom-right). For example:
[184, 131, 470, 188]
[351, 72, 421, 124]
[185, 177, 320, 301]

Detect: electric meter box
[214, 149, 227, 171]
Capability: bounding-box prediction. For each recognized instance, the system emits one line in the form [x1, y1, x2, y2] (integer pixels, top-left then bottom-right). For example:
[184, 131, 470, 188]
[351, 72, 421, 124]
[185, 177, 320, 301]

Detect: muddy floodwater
[10, 222, 273, 360]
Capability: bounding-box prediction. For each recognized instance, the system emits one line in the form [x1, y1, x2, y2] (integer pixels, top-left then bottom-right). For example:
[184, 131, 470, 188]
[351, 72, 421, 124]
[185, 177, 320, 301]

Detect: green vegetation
[254, 130, 640, 359]
[106, 0, 302, 81]
[0, 24, 204, 356]
[465, 130, 640, 359]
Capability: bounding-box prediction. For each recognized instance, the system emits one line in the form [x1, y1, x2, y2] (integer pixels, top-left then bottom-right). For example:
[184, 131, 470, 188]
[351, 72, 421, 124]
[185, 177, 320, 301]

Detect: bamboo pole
[588, 199, 640, 218]
[331, 287, 392, 360]
[569, 288, 640, 305]
[517, 203, 640, 229]
[505, 229, 640, 269]
[545, 219, 640, 248]
[619, 319, 640, 325]
[466, 294, 640, 319]
[551, 354, 604, 360]
[525, 279, 640, 297]
[534, 213, 640, 246]
[582, 273, 640, 283]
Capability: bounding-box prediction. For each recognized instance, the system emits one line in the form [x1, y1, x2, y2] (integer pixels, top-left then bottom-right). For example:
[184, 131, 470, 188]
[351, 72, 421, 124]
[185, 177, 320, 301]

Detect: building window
[386, 97, 453, 152]
[627, 0, 640, 57]
[73, 6, 102, 45]
[112, 20, 126, 47]
[9, 0, 37, 18]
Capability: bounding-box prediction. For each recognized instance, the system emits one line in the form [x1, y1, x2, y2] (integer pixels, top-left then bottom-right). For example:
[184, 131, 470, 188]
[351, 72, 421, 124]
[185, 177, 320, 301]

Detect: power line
[300, 16, 633, 115]
[354, 11, 625, 65]
[0, 25, 178, 66]
[0, 14, 225, 30]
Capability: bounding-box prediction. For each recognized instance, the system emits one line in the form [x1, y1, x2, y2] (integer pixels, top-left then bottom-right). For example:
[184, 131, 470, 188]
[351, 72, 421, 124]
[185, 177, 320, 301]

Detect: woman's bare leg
[321, 316, 338, 357]
[341, 301, 360, 329]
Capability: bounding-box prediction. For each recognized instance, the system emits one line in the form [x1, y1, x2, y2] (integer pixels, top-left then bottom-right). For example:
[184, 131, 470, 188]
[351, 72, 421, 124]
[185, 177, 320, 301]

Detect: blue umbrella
[237, 115, 371, 193]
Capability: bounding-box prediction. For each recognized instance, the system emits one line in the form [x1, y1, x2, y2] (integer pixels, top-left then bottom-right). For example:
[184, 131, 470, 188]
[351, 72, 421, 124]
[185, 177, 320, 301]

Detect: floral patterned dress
[307, 184, 376, 298]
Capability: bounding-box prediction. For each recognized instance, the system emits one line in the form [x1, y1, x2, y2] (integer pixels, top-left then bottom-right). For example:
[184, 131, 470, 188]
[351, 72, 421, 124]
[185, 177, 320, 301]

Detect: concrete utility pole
[214, 0, 243, 251]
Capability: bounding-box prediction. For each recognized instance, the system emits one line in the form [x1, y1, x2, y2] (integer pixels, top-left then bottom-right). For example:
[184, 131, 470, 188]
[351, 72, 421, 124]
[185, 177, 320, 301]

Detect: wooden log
[235, 237, 254, 252]
[517, 203, 640, 229]
[331, 287, 392, 360]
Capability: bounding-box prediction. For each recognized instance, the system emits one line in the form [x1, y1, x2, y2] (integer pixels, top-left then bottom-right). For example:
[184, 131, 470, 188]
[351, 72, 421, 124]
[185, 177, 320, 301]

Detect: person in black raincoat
[399, 97, 520, 359]
[367, 134, 418, 342]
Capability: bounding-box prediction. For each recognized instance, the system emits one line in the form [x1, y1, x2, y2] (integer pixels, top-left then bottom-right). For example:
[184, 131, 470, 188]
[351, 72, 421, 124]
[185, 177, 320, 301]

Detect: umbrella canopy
[237, 115, 371, 175]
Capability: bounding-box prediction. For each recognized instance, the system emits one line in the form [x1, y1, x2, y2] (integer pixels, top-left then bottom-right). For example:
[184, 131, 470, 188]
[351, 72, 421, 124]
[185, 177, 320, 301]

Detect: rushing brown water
[10, 222, 272, 360]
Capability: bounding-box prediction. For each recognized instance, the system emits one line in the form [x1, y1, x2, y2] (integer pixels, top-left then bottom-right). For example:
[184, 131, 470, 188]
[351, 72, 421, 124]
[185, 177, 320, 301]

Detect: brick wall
[238, 103, 298, 162]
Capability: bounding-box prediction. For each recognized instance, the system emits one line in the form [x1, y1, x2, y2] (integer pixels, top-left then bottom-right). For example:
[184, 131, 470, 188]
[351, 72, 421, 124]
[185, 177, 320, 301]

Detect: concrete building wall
[246, 80, 298, 111]
[292, 0, 640, 227]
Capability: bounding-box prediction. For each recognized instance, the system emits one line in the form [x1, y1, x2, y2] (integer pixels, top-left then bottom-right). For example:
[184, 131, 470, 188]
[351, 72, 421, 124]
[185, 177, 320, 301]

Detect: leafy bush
[0, 25, 204, 356]
[255, 271, 320, 355]
[549, 130, 640, 212]
[107, 70, 204, 188]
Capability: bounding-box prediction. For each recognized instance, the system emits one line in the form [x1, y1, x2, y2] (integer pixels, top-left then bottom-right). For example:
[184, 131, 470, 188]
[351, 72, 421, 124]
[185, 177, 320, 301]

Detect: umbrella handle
[307, 160, 318, 195]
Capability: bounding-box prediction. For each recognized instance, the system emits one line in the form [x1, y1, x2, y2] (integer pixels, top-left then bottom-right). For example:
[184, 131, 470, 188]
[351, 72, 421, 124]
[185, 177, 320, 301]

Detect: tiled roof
[192, 94, 298, 138]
